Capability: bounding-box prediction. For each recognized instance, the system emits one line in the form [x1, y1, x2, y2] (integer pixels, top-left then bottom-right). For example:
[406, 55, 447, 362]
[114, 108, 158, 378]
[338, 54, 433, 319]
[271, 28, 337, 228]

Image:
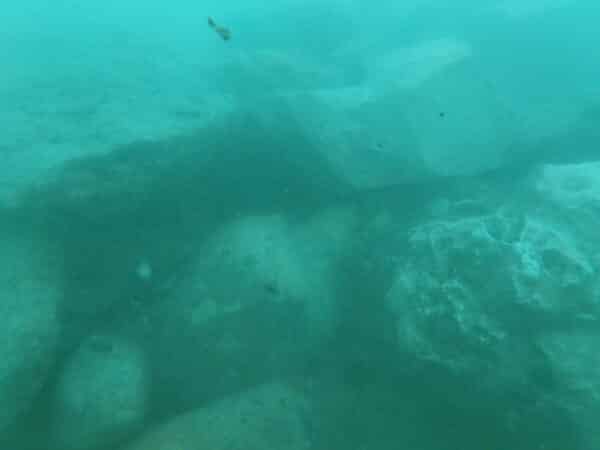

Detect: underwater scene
[1, 1, 599, 449]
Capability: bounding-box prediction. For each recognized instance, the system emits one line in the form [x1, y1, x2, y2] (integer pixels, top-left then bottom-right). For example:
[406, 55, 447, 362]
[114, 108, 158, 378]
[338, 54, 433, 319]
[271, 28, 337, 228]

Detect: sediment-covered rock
[124, 382, 311, 450]
[51, 335, 148, 450]
[0, 233, 60, 436]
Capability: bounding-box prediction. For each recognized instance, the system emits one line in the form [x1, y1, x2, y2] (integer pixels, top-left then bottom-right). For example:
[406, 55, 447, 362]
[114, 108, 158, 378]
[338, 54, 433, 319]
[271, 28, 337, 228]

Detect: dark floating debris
[208, 16, 231, 41]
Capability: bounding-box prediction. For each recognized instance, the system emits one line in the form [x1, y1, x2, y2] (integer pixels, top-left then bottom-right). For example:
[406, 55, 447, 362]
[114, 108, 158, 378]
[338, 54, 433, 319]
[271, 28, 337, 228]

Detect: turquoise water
[1, 2, 599, 450]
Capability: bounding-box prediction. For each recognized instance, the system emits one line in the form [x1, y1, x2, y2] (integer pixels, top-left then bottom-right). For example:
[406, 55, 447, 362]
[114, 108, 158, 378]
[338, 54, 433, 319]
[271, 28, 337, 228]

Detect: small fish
[208, 17, 231, 41]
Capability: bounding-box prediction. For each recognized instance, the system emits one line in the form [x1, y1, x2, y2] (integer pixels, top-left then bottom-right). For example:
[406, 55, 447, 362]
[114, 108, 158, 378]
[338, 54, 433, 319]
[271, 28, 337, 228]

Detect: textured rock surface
[536, 162, 600, 226]
[534, 162, 600, 449]
[386, 162, 600, 392]
[124, 382, 311, 450]
[51, 335, 148, 450]
[0, 233, 60, 436]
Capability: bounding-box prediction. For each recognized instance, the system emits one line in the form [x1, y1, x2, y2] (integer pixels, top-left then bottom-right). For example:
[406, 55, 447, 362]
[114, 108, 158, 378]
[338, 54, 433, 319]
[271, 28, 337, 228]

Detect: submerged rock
[123, 382, 311, 450]
[0, 233, 60, 436]
[51, 335, 148, 450]
[138, 207, 358, 417]
[385, 162, 600, 390]
[538, 330, 600, 450]
[173, 207, 358, 339]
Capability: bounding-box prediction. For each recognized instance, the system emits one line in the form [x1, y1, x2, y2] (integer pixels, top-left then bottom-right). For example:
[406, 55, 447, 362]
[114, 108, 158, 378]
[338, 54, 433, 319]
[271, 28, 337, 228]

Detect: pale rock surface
[51, 334, 148, 450]
[271, 40, 524, 189]
[174, 207, 358, 338]
[536, 162, 600, 220]
[123, 382, 311, 450]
